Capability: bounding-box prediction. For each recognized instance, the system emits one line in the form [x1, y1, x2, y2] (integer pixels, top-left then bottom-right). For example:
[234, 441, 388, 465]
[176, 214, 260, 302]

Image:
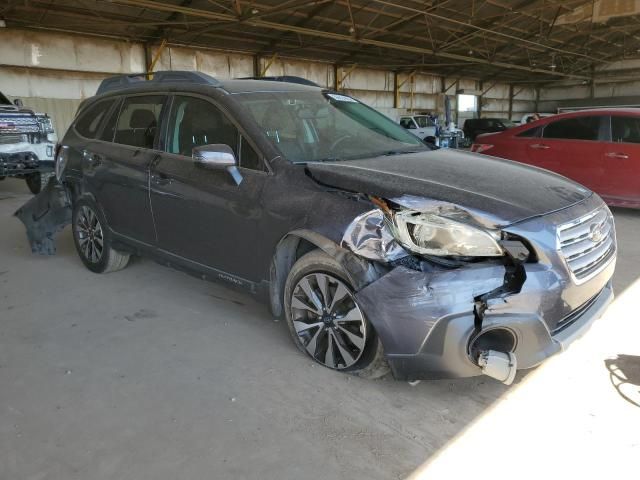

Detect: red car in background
[471, 108, 640, 208]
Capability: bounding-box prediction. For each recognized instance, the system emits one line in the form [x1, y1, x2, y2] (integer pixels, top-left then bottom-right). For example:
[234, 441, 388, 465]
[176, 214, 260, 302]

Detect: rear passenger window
[75, 100, 115, 139]
[543, 116, 601, 141]
[114, 95, 164, 149]
[611, 116, 640, 144]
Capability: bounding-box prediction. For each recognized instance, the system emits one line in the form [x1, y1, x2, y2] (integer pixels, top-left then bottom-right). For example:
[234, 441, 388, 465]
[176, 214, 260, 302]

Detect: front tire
[284, 250, 388, 379]
[72, 198, 130, 274]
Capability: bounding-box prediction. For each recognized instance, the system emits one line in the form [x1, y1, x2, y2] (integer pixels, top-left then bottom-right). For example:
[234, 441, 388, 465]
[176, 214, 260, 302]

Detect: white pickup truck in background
[399, 115, 437, 141]
[0, 91, 57, 194]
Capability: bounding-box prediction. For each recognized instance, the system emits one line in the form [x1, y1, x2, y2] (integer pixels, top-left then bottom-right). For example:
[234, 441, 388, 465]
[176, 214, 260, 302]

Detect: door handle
[605, 152, 629, 159]
[82, 150, 103, 166]
[151, 173, 172, 186]
[530, 143, 550, 150]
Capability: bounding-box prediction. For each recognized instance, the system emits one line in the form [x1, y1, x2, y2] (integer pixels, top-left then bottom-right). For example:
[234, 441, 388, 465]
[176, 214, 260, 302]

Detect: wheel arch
[68, 182, 113, 226]
[268, 229, 379, 318]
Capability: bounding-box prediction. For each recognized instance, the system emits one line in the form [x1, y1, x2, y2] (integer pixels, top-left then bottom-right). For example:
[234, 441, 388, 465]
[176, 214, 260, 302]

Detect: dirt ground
[1, 177, 638, 480]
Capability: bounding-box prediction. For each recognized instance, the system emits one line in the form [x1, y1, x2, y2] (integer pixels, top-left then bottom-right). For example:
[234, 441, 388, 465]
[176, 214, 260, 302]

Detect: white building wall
[536, 57, 640, 112]
[594, 80, 640, 98]
[0, 29, 145, 134]
[151, 46, 255, 79]
[10, 27, 639, 134]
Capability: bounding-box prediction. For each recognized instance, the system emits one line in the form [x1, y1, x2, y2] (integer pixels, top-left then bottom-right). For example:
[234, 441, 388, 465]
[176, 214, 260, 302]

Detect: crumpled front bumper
[356, 262, 613, 381]
[354, 195, 616, 382]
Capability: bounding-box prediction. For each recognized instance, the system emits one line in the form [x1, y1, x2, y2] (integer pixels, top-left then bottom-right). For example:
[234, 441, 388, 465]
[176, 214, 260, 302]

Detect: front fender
[268, 229, 381, 318]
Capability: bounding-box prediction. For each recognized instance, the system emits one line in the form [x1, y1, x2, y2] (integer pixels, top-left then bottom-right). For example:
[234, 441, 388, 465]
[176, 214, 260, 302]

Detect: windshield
[0, 92, 11, 105]
[235, 91, 426, 162]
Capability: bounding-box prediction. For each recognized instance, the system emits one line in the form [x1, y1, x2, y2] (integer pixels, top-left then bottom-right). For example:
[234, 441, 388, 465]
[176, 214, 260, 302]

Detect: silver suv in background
[0, 91, 57, 193]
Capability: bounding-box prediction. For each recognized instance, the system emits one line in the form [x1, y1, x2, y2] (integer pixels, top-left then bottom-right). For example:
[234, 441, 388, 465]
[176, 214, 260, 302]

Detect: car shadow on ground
[0, 179, 585, 479]
[604, 354, 640, 408]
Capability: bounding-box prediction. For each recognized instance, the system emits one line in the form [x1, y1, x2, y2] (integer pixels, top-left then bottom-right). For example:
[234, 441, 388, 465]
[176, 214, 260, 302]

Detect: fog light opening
[469, 328, 518, 385]
[469, 327, 517, 359]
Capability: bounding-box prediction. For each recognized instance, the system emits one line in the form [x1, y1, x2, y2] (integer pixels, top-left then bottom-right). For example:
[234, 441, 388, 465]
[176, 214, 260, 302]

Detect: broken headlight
[37, 115, 55, 134]
[391, 210, 503, 257]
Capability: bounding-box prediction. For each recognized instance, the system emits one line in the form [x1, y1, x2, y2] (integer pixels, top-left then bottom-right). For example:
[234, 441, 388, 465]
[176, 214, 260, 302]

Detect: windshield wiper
[381, 150, 421, 156]
[300, 150, 422, 164]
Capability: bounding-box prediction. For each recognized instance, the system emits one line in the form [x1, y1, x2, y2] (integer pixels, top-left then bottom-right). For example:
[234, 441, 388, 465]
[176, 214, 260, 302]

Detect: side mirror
[13, 98, 24, 108]
[193, 144, 242, 185]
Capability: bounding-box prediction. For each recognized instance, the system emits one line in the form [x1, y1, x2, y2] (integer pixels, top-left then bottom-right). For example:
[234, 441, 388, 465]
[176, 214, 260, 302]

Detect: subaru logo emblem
[589, 223, 604, 243]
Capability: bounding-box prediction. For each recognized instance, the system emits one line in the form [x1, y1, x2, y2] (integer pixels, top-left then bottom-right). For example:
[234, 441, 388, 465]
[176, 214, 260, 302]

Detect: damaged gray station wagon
[17, 71, 617, 384]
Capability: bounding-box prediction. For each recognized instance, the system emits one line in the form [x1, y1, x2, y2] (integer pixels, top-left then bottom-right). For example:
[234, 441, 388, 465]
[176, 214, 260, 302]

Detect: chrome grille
[558, 207, 616, 283]
[0, 116, 40, 133]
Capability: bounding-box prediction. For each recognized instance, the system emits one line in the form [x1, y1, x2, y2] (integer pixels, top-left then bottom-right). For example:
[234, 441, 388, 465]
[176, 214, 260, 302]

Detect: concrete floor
[1, 177, 638, 480]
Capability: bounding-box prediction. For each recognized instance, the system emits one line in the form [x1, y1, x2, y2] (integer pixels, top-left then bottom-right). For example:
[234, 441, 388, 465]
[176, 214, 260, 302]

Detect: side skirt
[111, 231, 265, 298]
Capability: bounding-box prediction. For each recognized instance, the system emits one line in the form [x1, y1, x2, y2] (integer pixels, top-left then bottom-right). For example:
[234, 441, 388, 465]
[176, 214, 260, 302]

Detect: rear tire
[284, 250, 389, 379]
[72, 198, 130, 274]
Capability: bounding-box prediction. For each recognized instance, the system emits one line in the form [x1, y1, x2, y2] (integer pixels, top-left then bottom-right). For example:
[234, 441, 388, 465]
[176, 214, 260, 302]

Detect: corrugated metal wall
[0, 29, 144, 135]
[3, 27, 637, 136]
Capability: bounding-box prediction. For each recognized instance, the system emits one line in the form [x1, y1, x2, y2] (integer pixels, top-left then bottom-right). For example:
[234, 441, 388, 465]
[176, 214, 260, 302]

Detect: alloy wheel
[75, 206, 104, 263]
[290, 272, 367, 369]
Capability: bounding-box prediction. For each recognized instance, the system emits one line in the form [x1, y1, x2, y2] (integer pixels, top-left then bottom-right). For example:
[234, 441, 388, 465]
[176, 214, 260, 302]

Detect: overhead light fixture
[251, 8, 259, 14]
[0, 19, 6, 28]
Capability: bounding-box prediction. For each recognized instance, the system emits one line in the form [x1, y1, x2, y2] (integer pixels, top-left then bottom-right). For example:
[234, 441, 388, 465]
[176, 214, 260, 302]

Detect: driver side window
[167, 96, 237, 156]
[166, 96, 264, 171]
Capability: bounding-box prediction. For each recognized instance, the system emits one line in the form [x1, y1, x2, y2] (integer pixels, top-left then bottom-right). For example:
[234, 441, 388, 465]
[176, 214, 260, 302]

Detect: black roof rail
[239, 76, 321, 87]
[96, 71, 221, 95]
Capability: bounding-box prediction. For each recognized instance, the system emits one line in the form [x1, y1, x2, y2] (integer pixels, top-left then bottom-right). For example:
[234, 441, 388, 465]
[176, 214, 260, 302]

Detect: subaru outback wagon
[17, 71, 616, 384]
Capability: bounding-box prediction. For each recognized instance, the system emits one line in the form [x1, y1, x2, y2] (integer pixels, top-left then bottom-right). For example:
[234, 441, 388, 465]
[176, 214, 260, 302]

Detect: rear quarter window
[74, 100, 116, 139]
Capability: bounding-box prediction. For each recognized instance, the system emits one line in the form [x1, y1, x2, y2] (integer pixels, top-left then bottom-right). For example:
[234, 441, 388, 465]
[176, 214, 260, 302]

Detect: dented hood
[306, 149, 591, 227]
